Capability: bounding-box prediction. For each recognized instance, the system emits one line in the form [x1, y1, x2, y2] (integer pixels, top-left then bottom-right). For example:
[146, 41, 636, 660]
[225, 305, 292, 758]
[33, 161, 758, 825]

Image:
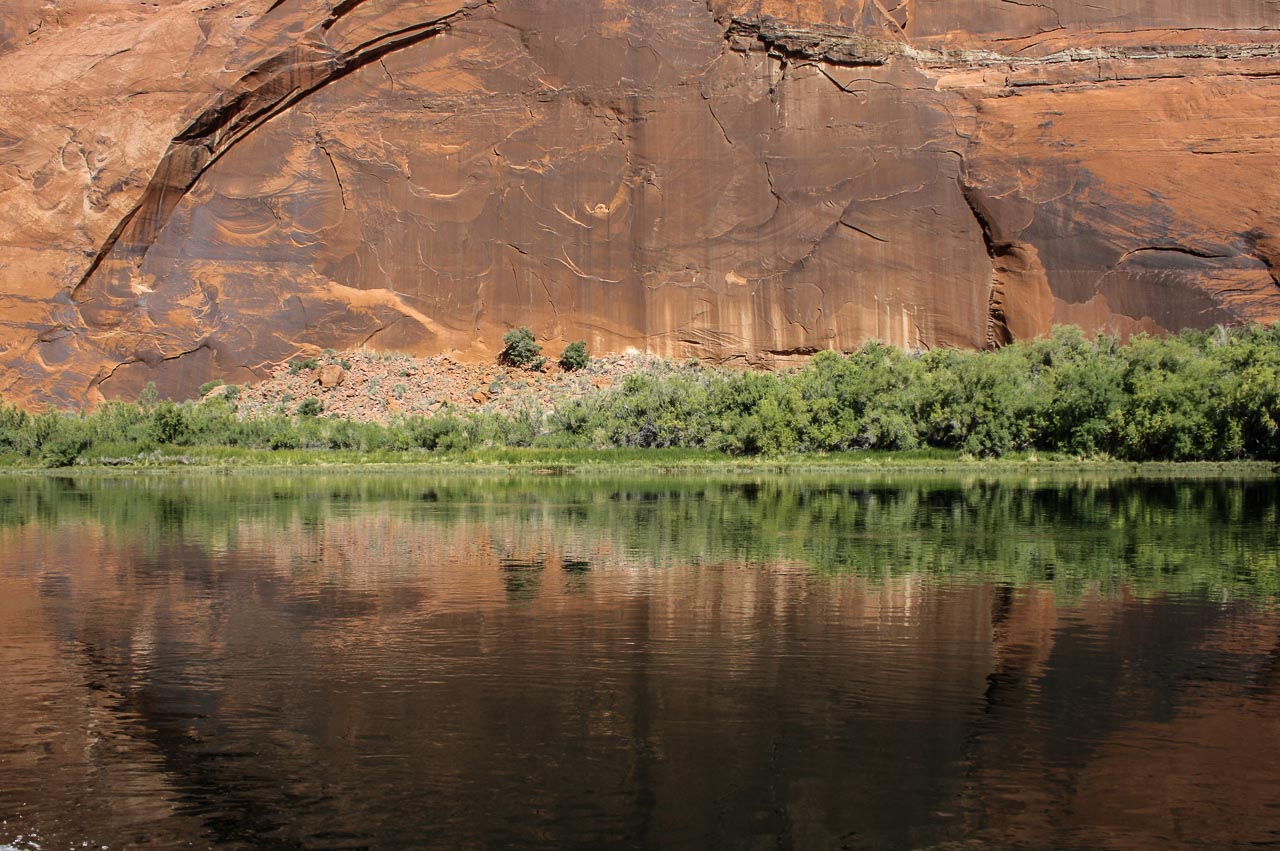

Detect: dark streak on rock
[71, 0, 494, 308]
[957, 176, 1014, 348]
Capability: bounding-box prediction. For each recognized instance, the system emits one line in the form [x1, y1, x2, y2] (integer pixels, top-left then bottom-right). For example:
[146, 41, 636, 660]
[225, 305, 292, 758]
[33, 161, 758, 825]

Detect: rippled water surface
[2, 471, 1279, 849]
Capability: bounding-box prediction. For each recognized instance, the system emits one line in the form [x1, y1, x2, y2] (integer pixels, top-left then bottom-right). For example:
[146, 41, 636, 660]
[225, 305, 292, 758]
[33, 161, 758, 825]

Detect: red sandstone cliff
[1, 0, 1278, 405]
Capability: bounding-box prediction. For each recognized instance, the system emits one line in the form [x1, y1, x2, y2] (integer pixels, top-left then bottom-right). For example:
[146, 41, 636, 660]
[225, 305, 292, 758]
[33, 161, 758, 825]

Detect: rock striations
[1, 0, 1278, 405]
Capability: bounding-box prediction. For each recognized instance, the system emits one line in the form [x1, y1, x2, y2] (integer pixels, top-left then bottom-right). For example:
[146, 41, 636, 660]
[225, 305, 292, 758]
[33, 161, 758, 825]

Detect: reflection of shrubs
[500, 327, 545, 370]
[297, 398, 323, 417]
[560, 341, 589, 371]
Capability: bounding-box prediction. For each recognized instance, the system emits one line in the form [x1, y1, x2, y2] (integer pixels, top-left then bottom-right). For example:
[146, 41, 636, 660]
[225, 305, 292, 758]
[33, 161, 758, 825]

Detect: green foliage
[149, 402, 191, 445]
[1027, 327, 1124, 457]
[136, 382, 160, 412]
[919, 346, 1040, 456]
[0, 325, 1277, 466]
[793, 344, 921, 452]
[37, 414, 91, 468]
[501, 327, 543, 369]
[0, 398, 30, 451]
[297, 398, 323, 417]
[560, 341, 590, 371]
[402, 415, 469, 451]
[288, 358, 319, 375]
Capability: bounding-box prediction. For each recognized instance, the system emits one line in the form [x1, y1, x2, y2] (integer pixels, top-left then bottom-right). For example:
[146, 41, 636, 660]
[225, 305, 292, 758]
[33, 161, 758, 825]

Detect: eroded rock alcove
[1, 0, 1278, 404]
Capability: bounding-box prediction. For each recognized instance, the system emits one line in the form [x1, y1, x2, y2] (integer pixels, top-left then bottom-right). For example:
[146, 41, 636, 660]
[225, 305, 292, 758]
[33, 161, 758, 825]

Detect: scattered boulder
[316, 364, 346, 389]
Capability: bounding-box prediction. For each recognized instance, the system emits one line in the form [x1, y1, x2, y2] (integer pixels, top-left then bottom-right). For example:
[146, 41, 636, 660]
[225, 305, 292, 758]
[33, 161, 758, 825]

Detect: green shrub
[288, 358, 319, 375]
[149, 403, 190, 445]
[41, 431, 89, 467]
[919, 347, 1041, 456]
[560, 341, 590, 371]
[297, 398, 323, 417]
[404, 415, 470, 451]
[34, 415, 92, 468]
[500, 327, 543, 369]
[792, 344, 921, 451]
[1029, 327, 1124, 457]
[136, 382, 160, 412]
[0, 398, 30, 451]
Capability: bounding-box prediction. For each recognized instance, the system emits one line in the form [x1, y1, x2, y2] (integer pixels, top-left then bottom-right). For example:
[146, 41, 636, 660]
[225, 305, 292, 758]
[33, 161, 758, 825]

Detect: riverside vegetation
[0, 324, 1277, 468]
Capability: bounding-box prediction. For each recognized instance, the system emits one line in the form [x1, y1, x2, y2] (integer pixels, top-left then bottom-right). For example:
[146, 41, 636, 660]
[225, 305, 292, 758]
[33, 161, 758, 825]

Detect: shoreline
[0, 448, 1274, 479]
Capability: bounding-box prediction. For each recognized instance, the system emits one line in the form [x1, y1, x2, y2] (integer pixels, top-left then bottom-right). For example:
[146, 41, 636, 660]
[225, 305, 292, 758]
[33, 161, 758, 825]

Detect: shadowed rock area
[1, 0, 1279, 405]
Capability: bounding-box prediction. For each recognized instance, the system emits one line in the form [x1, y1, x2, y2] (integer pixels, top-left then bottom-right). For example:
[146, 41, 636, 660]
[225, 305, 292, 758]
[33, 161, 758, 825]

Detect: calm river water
[1, 471, 1279, 849]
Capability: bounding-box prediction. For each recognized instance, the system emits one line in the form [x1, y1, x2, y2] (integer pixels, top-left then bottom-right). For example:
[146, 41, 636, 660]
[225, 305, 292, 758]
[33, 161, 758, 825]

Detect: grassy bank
[0, 446, 1274, 480]
[1, 324, 1277, 470]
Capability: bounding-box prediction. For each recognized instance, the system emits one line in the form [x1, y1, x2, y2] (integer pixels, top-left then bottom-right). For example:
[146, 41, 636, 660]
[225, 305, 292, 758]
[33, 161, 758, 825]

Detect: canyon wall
[1, 0, 1278, 405]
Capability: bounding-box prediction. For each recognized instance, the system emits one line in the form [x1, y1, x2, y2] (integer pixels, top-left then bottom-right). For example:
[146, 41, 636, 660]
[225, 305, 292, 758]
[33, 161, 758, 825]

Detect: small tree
[149, 402, 190, 445]
[500, 326, 545, 370]
[560, 341, 590, 372]
[136, 381, 160, 412]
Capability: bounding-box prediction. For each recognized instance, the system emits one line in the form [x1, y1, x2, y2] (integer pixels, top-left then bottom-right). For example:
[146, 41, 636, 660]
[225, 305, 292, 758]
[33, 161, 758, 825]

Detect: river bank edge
[0, 448, 1274, 480]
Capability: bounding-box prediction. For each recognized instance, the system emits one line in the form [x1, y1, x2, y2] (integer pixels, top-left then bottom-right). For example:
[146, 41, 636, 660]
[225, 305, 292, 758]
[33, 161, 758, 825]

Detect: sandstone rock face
[1, 0, 1278, 405]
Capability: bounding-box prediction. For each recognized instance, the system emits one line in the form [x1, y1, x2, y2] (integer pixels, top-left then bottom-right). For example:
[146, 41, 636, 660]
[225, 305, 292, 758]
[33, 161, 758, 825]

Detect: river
[1, 471, 1277, 849]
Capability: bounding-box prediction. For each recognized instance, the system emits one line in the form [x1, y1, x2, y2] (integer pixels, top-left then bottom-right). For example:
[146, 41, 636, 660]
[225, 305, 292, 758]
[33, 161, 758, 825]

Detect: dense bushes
[524, 324, 1280, 460]
[0, 324, 1276, 466]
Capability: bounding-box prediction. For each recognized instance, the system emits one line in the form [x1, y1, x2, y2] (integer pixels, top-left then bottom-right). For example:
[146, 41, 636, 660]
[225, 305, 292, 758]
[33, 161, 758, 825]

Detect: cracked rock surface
[1, 0, 1278, 405]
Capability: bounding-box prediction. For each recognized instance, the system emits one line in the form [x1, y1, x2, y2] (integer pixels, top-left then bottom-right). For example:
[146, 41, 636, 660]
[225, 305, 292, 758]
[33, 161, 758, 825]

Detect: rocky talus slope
[226, 350, 692, 424]
[1, 0, 1278, 406]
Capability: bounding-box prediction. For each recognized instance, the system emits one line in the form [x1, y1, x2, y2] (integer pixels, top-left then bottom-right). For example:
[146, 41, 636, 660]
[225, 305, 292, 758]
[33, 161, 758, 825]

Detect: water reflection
[0, 472, 1277, 848]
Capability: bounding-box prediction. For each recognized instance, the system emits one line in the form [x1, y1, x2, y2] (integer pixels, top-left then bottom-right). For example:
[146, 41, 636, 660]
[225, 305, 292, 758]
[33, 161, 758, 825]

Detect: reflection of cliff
[960, 587, 1280, 848]
[0, 524, 219, 849]
[1, 2, 1278, 404]
[1, 476, 1279, 847]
